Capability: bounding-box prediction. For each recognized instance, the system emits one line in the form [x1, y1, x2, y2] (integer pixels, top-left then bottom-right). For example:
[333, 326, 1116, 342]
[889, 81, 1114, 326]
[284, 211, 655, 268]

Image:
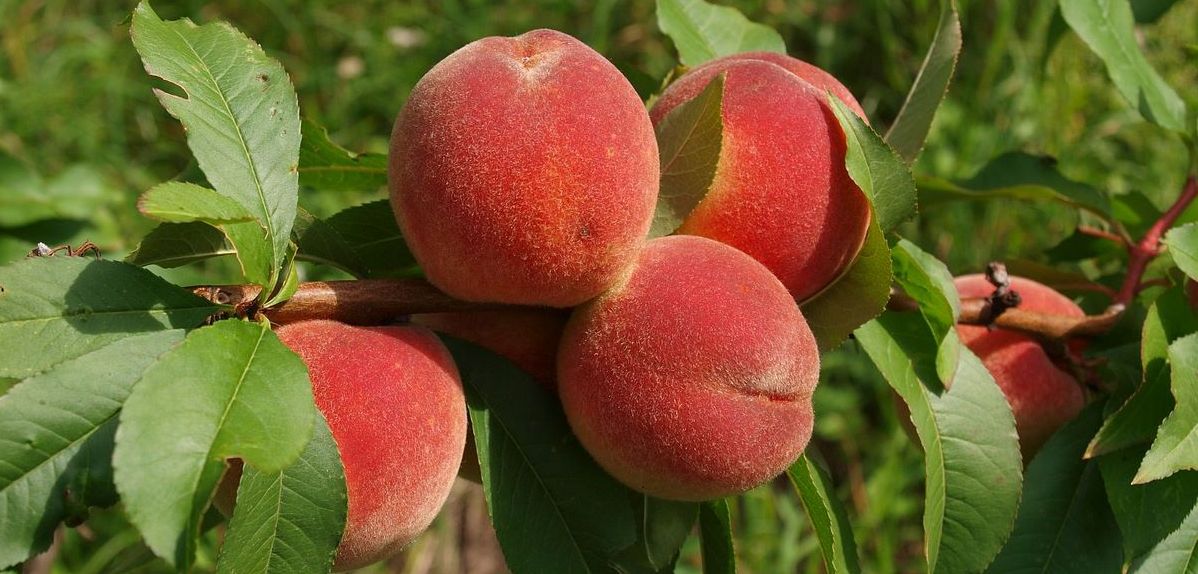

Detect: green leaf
[298, 119, 387, 192]
[987, 404, 1122, 573]
[447, 337, 640, 573]
[884, 0, 961, 164]
[126, 222, 235, 269]
[917, 152, 1111, 218]
[856, 311, 1022, 573]
[1135, 332, 1198, 483]
[698, 499, 735, 574]
[1166, 223, 1198, 281]
[0, 155, 118, 228]
[1059, 0, 1187, 132]
[131, 2, 301, 283]
[0, 332, 184, 570]
[137, 182, 256, 224]
[786, 454, 860, 574]
[1088, 288, 1198, 457]
[293, 202, 418, 279]
[800, 220, 891, 351]
[828, 95, 917, 232]
[614, 494, 698, 573]
[890, 238, 959, 341]
[1100, 445, 1198, 561]
[0, 257, 218, 378]
[1127, 502, 1198, 573]
[114, 320, 315, 569]
[216, 413, 346, 574]
[655, 0, 785, 67]
[651, 74, 724, 238]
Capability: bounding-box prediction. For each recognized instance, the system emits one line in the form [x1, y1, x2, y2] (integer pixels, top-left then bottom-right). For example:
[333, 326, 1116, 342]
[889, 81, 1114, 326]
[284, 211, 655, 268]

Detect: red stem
[1115, 175, 1197, 304]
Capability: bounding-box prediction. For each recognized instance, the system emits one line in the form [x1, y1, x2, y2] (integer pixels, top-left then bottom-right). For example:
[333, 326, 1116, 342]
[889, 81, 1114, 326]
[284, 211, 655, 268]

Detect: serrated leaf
[856, 310, 1022, 573]
[1135, 332, 1198, 483]
[137, 182, 255, 224]
[987, 404, 1122, 573]
[828, 96, 917, 232]
[293, 202, 418, 279]
[884, 0, 961, 164]
[651, 74, 724, 238]
[655, 0, 785, 67]
[787, 454, 860, 574]
[698, 499, 734, 574]
[800, 220, 891, 351]
[917, 152, 1111, 217]
[131, 2, 301, 283]
[1100, 445, 1198, 561]
[1128, 501, 1198, 573]
[1166, 223, 1198, 281]
[216, 413, 346, 574]
[114, 320, 315, 569]
[126, 222, 235, 269]
[1088, 288, 1198, 457]
[447, 337, 640, 574]
[0, 257, 218, 378]
[891, 238, 959, 341]
[298, 119, 387, 192]
[0, 332, 184, 570]
[1059, 0, 1187, 132]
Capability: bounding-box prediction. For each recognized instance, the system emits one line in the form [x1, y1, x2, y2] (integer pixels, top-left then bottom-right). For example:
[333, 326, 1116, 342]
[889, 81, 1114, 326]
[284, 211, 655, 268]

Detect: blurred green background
[0, 0, 1193, 572]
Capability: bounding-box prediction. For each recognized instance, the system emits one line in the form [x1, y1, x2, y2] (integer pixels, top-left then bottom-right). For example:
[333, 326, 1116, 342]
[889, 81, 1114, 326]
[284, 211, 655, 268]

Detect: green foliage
[786, 455, 860, 574]
[801, 223, 892, 351]
[113, 320, 315, 569]
[1135, 332, 1198, 483]
[884, 1, 961, 164]
[1100, 445, 1198, 562]
[655, 0, 784, 67]
[0, 332, 183, 569]
[293, 202, 417, 279]
[918, 152, 1111, 217]
[0, 257, 218, 378]
[987, 404, 1122, 573]
[131, 1, 300, 287]
[126, 223, 236, 270]
[1165, 222, 1198, 280]
[216, 414, 346, 574]
[137, 183, 256, 225]
[698, 500, 735, 574]
[297, 119, 387, 193]
[651, 74, 724, 238]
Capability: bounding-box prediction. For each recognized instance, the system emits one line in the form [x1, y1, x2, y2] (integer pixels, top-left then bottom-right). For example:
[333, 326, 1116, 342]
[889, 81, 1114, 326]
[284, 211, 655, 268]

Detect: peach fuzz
[389, 29, 659, 307]
[558, 236, 820, 501]
[276, 321, 466, 571]
[954, 274, 1086, 459]
[649, 53, 871, 302]
[414, 308, 568, 389]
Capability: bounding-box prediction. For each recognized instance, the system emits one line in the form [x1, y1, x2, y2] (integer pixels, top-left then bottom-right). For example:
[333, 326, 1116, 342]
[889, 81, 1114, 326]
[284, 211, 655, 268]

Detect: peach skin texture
[276, 321, 466, 571]
[649, 52, 871, 302]
[390, 29, 659, 307]
[558, 236, 820, 501]
[954, 275, 1086, 460]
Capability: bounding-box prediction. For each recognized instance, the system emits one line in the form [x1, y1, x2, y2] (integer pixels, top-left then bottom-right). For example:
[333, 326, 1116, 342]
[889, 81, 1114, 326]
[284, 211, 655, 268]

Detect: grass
[2, 0, 1194, 572]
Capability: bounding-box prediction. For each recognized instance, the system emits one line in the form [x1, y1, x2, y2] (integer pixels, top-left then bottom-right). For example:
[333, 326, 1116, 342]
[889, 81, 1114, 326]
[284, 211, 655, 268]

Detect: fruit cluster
[225, 28, 1086, 571]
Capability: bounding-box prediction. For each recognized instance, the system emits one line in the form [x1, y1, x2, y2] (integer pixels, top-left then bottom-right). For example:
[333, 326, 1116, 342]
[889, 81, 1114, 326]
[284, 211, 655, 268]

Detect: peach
[275, 321, 466, 571]
[558, 236, 820, 501]
[649, 53, 871, 302]
[389, 29, 659, 307]
[954, 275, 1087, 459]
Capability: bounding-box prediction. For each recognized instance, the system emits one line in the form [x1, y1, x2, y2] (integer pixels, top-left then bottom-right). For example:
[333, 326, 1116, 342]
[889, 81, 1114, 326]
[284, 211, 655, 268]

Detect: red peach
[954, 275, 1087, 459]
[414, 309, 568, 389]
[276, 321, 466, 571]
[649, 53, 871, 302]
[558, 236, 820, 501]
[390, 29, 659, 307]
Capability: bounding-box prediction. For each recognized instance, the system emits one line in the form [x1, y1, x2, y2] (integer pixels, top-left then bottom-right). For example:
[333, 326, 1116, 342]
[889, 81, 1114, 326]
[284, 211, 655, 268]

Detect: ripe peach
[954, 275, 1086, 459]
[558, 236, 820, 501]
[390, 29, 659, 307]
[649, 53, 871, 302]
[276, 321, 466, 571]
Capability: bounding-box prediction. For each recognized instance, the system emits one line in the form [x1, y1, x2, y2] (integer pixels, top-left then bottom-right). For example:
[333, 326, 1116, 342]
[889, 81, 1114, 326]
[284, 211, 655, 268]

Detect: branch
[1115, 175, 1198, 304]
[1077, 225, 1125, 246]
[886, 290, 1124, 339]
[192, 279, 507, 325]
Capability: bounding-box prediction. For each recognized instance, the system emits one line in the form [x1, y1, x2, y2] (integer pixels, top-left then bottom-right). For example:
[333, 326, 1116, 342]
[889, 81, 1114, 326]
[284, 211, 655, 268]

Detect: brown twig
[192, 279, 508, 326]
[1077, 225, 1126, 245]
[886, 290, 1124, 339]
[1115, 175, 1197, 304]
